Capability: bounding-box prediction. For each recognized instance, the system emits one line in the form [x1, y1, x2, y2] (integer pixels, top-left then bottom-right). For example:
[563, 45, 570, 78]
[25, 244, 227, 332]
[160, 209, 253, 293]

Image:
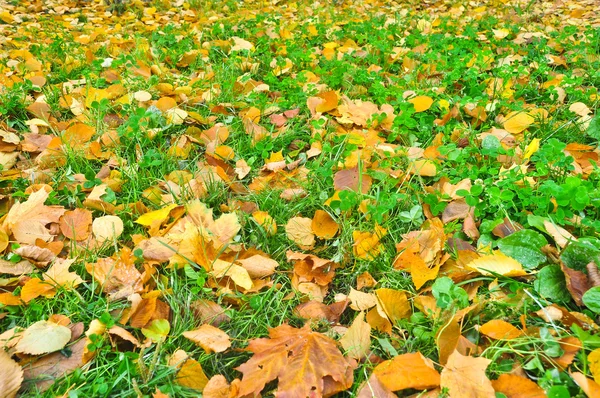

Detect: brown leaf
[3, 187, 65, 244]
[203, 375, 235, 398]
[0, 259, 33, 275]
[22, 339, 87, 392]
[561, 263, 591, 306]
[440, 350, 495, 397]
[85, 248, 144, 300]
[183, 324, 231, 353]
[235, 324, 354, 397]
[294, 300, 347, 323]
[191, 300, 230, 326]
[333, 167, 372, 193]
[491, 374, 545, 398]
[373, 352, 440, 392]
[0, 349, 23, 398]
[236, 254, 278, 279]
[437, 316, 461, 366]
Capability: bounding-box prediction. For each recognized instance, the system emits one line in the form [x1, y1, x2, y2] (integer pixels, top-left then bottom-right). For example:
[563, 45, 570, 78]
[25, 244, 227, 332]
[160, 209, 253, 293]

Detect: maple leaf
[235, 324, 355, 397]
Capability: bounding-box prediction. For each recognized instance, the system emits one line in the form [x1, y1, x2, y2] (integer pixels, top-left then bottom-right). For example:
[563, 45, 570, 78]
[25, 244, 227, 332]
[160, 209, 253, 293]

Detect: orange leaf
[408, 95, 434, 112]
[0, 293, 22, 306]
[440, 350, 495, 397]
[571, 372, 600, 398]
[311, 210, 339, 239]
[20, 278, 56, 303]
[479, 320, 523, 340]
[235, 324, 354, 397]
[491, 374, 545, 398]
[373, 352, 440, 391]
[59, 208, 92, 241]
[436, 316, 461, 365]
[176, 358, 209, 391]
[183, 324, 231, 353]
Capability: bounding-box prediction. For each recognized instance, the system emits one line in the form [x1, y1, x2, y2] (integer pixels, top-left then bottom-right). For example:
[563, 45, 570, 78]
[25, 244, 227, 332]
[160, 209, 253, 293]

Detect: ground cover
[0, 0, 599, 396]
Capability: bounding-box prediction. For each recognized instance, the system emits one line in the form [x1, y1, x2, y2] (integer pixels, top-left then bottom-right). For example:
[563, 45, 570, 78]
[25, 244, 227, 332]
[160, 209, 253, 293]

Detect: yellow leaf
[136, 204, 179, 227]
[285, 217, 315, 249]
[467, 251, 527, 277]
[408, 96, 434, 112]
[523, 138, 540, 160]
[339, 312, 371, 360]
[503, 111, 535, 134]
[252, 211, 277, 236]
[211, 259, 253, 290]
[588, 348, 600, 383]
[0, 350, 23, 398]
[408, 159, 437, 177]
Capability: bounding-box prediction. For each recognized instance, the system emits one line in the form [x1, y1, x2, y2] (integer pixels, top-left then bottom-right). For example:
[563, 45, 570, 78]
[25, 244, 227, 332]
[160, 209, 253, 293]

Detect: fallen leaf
[183, 324, 231, 353]
[467, 251, 527, 277]
[22, 339, 87, 392]
[503, 111, 534, 134]
[373, 352, 440, 391]
[235, 324, 354, 397]
[339, 312, 371, 359]
[311, 210, 339, 239]
[479, 320, 523, 340]
[0, 349, 23, 398]
[16, 320, 71, 355]
[491, 374, 545, 398]
[92, 215, 124, 244]
[440, 350, 495, 397]
[285, 217, 315, 249]
[59, 208, 92, 241]
[571, 372, 600, 398]
[408, 95, 434, 112]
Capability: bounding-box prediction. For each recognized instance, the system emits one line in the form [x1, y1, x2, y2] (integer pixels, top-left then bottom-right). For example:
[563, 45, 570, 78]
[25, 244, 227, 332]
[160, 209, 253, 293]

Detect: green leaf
[561, 238, 600, 272]
[587, 114, 600, 140]
[142, 319, 170, 343]
[582, 287, 600, 314]
[533, 264, 572, 303]
[497, 229, 547, 270]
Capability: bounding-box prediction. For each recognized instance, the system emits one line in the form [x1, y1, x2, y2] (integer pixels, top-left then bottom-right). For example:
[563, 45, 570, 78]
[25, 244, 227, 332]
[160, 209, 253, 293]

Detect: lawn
[0, 0, 599, 396]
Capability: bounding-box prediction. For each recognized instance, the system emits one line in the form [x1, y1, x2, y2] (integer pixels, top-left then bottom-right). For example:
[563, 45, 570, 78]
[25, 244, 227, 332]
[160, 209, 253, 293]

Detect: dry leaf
[285, 217, 315, 248]
[15, 320, 71, 355]
[491, 374, 545, 398]
[92, 215, 124, 244]
[479, 320, 523, 340]
[339, 312, 371, 359]
[183, 324, 231, 353]
[440, 350, 495, 397]
[0, 349, 23, 398]
[235, 324, 354, 397]
[373, 352, 440, 392]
